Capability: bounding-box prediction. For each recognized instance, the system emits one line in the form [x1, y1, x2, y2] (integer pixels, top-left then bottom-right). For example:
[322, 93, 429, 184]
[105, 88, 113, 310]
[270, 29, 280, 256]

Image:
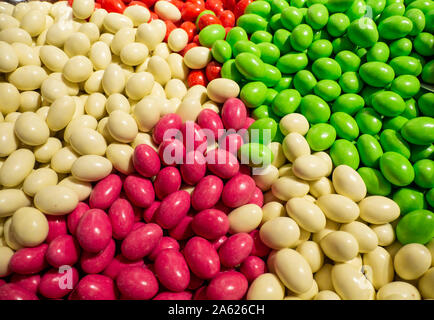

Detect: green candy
[211, 40, 232, 64]
[276, 53, 309, 74]
[401, 117, 434, 145]
[389, 38, 412, 58]
[422, 60, 434, 84]
[366, 0, 387, 16]
[273, 76, 293, 91]
[261, 63, 282, 87]
[265, 88, 278, 104]
[380, 129, 411, 159]
[396, 209, 434, 244]
[332, 93, 365, 115]
[358, 167, 392, 196]
[414, 32, 434, 56]
[371, 91, 406, 117]
[238, 142, 274, 167]
[427, 189, 434, 208]
[330, 112, 359, 140]
[307, 39, 333, 60]
[306, 3, 329, 29]
[334, 50, 361, 72]
[269, 13, 284, 31]
[357, 134, 384, 168]
[347, 17, 379, 48]
[312, 57, 342, 81]
[235, 53, 265, 80]
[256, 42, 280, 65]
[252, 105, 279, 121]
[245, 1, 272, 18]
[407, 0, 434, 14]
[314, 79, 341, 102]
[410, 144, 434, 163]
[378, 3, 406, 22]
[339, 72, 363, 94]
[237, 14, 268, 34]
[325, 0, 355, 13]
[272, 89, 301, 116]
[355, 108, 382, 135]
[418, 93, 434, 117]
[404, 8, 426, 36]
[240, 82, 268, 108]
[359, 62, 395, 87]
[271, 0, 290, 14]
[391, 75, 420, 100]
[221, 59, 243, 82]
[379, 151, 415, 186]
[248, 118, 278, 144]
[345, 0, 367, 21]
[233, 40, 261, 57]
[331, 36, 356, 53]
[306, 123, 336, 151]
[366, 42, 390, 63]
[225, 27, 248, 49]
[300, 95, 331, 123]
[290, 0, 307, 8]
[281, 6, 303, 31]
[327, 13, 350, 37]
[290, 24, 314, 52]
[293, 70, 317, 96]
[273, 29, 292, 54]
[196, 10, 215, 26]
[383, 116, 409, 131]
[198, 24, 226, 48]
[389, 56, 422, 76]
[414, 159, 434, 188]
[393, 188, 426, 216]
[361, 86, 384, 107]
[330, 139, 360, 170]
[378, 16, 413, 40]
[250, 30, 273, 44]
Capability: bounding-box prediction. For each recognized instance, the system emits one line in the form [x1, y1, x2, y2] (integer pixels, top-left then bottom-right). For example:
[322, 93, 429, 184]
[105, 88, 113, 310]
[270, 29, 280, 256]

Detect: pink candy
[180, 150, 207, 185]
[39, 267, 79, 299]
[133, 144, 161, 178]
[46, 234, 80, 268]
[154, 167, 181, 200]
[153, 113, 182, 145]
[108, 198, 135, 240]
[71, 274, 117, 300]
[10, 274, 40, 293]
[67, 202, 89, 235]
[206, 271, 248, 300]
[221, 174, 255, 208]
[192, 209, 229, 240]
[240, 256, 266, 282]
[121, 223, 163, 260]
[221, 98, 247, 130]
[154, 249, 190, 292]
[10, 244, 48, 275]
[197, 109, 224, 141]
[76, 209, 112, 253]
[80, 239, 116, 274]
[89, 174, 122, 209]
[206, 148, 240, 179]
[184, 237, 220, 280]
[191, 175, 223, 211]
[103, 254, 144, 280]
[0, 284, 38, 300]
[218, 233, 253, 267]
[154, 190, 190, 229]
[116, 266, 158, 300]
[123, 175, 155, 208]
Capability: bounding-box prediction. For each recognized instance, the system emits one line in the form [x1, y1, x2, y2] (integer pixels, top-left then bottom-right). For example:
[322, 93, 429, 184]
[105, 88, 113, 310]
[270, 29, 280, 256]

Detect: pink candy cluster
[0, 98, 270, 300]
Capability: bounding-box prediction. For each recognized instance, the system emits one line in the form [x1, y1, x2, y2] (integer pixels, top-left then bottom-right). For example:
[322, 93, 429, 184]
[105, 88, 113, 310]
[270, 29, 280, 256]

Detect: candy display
[0, 0, 433, 302]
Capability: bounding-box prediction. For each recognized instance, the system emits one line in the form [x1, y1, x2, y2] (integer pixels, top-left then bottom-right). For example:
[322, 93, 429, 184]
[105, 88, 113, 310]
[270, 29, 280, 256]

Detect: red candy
[234, 0, 253, 19]
[116, 266, 158, 300]
[192, 209, 229, 240]
[89, 174, 122, 210]
[100, 0, 126, 13]
[222, 173, 255, 208]
[46, 234, 80, 268]
[76, 209, 112, 253]
[154, 190, 190, 229]
[191, 175, 223, 210]
[108, 198, 135, 240]
[187, 69, 207, 87]
[133, 144, 161, 178]
[198, 14, 222, 30]
[154, 249, 190, 292]
[181, 3, 202, 22]
[206, 271, 248, 300]
[205, 61, 222, 81]
[123, 175, 155, 208]
[121, 223, 163, 260]
[154, 167, 182, 199]
[219, 10, 235, 27]
[10, 244, 48, 275]
[218, 233, 253, 267]
[183, 237, 220, 279]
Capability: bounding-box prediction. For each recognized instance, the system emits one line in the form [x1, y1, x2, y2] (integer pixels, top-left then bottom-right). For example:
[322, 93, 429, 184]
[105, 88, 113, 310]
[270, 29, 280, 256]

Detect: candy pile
[0, 0, 433, 301]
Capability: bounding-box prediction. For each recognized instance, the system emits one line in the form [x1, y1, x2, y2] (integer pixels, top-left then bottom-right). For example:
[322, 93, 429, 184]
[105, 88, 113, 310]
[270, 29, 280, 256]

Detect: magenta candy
[131, 221, 146, 231]
[73, 274, 117, 300]
[239, 164, 252, 175]
[206, 271, 248, 300]
[197, 109, 224, 141]
[154, 249, 190, 292]
[191, 209, 229, 240]
[153, 291, 192, 300]
[154, 166, 182, 200]
[218, 233, 253, 267]
[123, 175, 155, 208]
[103, 254, 145, 279]
[153, 113, 182, 145]
[67, 202, 89, 235]
[206, 148, 240, 179]
[168, 215, 194, 240]
[108, 198, 135, 240]
[191, 175, 223, 211]
[240, 256, 266, 282]
[10, 244, 48, 275]
[89, 174, 122, 209]
[180, 150, 206, 185]
[39, 267, 79, 299]
[148, 236, 180, 260]
[193, 285, 208, 300]
[187, 273, 204, 290]
[180, 121, 207, 152]
[243, 117, 255, 129]
[116, 266, 158, 300]
[10, 274, 40, 293]
[222, 174, 255, 208]
[249, 230, 271, 257]
[212, 235, 228, 250]
[248, 187, 264, 207]
[80, 239, 116, 274]
[183, 237, 220, 279]
[0, 280, 5, 287]
[133, 144, 161, 178]
[221, 98, 247, 130]
[121, 223, 163, 260]
[214, 201, 231, 214]
[219, 133, 244, 155]
[45, 215, 67, 243]
[158, 139, 186, 166]
[0, 283, 38, 300]
[76, 209, 112, 253]
[143, 201, 160, 222]
[154, 190, 190, 229]
[46, 234, 80, 268]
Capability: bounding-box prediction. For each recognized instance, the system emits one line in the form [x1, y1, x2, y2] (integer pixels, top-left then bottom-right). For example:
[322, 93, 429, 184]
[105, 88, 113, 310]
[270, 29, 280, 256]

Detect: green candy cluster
[206, 0, 434, 245]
